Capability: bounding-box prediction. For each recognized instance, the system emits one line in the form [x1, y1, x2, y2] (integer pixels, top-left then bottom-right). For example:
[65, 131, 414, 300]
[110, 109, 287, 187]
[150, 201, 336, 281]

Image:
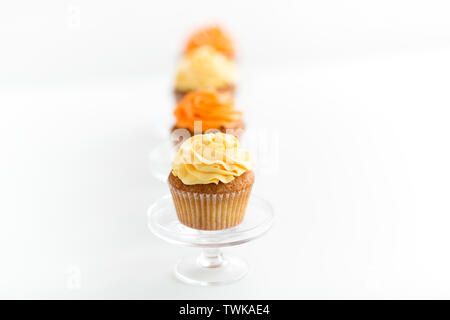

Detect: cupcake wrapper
[169, 185, 253, 230]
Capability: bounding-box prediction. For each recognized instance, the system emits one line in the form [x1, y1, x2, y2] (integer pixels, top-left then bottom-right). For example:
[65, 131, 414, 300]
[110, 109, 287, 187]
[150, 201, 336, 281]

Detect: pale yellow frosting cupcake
[175, 46, 237, 92]
[172, 133, 253, 185]
[168, 133, 255, 230]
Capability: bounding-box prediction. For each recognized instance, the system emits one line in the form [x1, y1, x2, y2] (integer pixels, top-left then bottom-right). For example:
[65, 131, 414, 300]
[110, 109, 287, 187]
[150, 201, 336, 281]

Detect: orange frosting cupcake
[174, 90, 243, 132]
[185, 26, 235, 59]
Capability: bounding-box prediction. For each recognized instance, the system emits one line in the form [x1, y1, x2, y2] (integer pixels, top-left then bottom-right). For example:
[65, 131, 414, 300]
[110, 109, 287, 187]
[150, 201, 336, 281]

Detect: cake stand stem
[175, 248, 248, 285]
[197, 248, 224, 268]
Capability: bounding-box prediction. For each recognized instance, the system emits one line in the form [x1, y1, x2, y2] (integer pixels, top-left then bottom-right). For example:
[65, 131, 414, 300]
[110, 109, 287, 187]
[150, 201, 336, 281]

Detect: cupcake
[171, 89, 244, 145]
[174, 45, 237, 102]
[184, 25, 235, 60]
[168, 133, 254, 230]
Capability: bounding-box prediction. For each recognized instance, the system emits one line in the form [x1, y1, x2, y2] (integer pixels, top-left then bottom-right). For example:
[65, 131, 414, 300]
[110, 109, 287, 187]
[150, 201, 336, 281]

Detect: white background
[1, 0, 450, 299]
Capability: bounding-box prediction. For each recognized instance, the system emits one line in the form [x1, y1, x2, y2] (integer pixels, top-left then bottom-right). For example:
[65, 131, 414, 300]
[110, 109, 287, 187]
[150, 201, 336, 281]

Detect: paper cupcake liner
[169, 185, 253, 230]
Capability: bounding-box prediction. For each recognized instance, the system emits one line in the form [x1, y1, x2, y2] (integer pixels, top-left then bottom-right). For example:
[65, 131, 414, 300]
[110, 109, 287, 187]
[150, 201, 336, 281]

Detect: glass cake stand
[147, 194, 275, 286]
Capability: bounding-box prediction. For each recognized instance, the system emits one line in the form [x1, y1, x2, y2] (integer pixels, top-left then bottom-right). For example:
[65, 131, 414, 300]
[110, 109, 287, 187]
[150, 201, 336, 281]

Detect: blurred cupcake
[168, 133, 254, 230]
[184, 25, 235, 60]
[171, 89, 244, 145]
[174, 45, 237, 102]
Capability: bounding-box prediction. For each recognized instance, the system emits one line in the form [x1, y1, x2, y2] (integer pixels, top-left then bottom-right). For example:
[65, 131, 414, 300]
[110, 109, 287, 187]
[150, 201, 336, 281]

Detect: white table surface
[1, 0, 450, 299]
[2, 49, 450, 299]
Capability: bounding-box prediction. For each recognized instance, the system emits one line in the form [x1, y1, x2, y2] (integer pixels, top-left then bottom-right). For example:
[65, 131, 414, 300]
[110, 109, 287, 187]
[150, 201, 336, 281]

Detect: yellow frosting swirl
[171, 133, 253, 185]
[175, 46, 237, 92]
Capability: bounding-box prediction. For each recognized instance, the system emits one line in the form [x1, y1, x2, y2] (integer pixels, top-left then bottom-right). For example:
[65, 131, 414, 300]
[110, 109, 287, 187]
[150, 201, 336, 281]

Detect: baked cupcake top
[175, 46, 237, 92]
[171, 133, 253, 185]
[185, 26, 235, 59]
[174, 89, 243, 132]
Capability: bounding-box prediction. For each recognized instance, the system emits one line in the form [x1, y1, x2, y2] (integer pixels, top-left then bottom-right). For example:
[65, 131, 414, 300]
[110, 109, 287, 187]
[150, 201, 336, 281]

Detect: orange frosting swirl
[185, 26, 235, 59]
[174, 90, 242, 132]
